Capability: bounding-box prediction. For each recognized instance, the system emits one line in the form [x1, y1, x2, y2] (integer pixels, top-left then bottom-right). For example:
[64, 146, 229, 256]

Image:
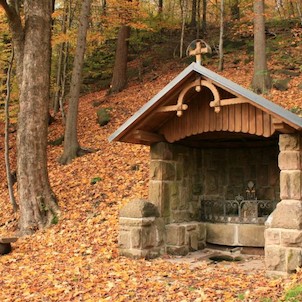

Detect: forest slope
[0, 40, 302, 301]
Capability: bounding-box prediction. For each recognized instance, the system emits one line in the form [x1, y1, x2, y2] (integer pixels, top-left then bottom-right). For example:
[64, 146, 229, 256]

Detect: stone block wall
[149, 142, 280, 227]
[149, 142, 203, 224]
[206, 223, 265, 246]
[265, 134, 302, 274]
[165, 222, 206, 255]
[118, 199, 165, 259]
[118, 199, 206, 258]
[119, 217, 165, 259]
[118, 137, 302, 273]
[201, 146, 280, 201]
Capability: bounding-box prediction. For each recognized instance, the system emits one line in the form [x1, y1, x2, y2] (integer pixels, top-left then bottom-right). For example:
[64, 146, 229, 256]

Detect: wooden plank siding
[161, 100, 275, 143]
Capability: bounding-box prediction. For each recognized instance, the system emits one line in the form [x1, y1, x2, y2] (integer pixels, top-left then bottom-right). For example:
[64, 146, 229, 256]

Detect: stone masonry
[149, 142, 280, 227]
[165, 222, 206, 255]
[265, 134, 302, 274]
[148, 142, 203, 225]
[119, 141, 282, 259]
[118, 199, 165, 259]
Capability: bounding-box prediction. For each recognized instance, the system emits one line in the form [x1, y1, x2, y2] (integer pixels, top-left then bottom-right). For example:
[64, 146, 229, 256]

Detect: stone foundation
[165, 222, 206, 255]
[118, 199, 206, 258]
[207, 223, 265, 247]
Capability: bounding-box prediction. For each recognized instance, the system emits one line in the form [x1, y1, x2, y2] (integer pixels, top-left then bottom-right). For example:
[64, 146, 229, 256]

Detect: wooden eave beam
[181, 140, 278, 149]
[157, 104, 188, 113]
[210, 97, 248, 109]
[272, 118, 296, 134]
[133, 130, 165, 143]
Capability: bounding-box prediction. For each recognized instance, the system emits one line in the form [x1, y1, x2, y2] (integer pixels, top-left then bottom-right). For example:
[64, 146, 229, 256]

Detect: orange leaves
[1, 46, 302, 301]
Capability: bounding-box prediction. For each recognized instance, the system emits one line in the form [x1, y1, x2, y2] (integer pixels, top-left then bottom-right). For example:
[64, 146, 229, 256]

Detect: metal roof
[109, 62, 302, 144]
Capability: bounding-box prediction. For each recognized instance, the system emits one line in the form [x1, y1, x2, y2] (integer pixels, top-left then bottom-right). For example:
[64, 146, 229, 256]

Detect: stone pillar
[265, 133, 302, 274]
[149, 142, 201, 224]
[118, 199, 165, 259]
[148, 142, 177, 221]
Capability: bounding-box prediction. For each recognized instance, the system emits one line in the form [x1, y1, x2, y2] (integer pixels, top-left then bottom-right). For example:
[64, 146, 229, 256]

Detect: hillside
[1, 30, 302, 300]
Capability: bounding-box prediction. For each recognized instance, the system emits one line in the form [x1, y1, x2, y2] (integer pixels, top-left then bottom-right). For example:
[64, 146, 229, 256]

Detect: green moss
[51, 214, 59, 225]
[97, 108, 111, 126]
[90, 176, 102, 185]
[284, 284, 302, 301]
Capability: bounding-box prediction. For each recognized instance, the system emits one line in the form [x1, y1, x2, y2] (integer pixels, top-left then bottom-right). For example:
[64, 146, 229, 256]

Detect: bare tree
[190, 0, 197, 27]
[59, 0, 91, 165]
[0, 0, 60, 235]
[110, 25, 131, 93]
[158, 0, 163, 15]
[218, 0, 224, 71]
[53, 0, 72, 115]
[231, 0, 240, 20]
[202, 0, 207, 36]
[252, 0, 271, 94]
[179, 0, 188, 58]
[4, 48, 18, 212]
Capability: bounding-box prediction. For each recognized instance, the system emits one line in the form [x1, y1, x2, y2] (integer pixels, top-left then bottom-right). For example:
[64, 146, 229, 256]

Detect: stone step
[0, 237, 18, 244]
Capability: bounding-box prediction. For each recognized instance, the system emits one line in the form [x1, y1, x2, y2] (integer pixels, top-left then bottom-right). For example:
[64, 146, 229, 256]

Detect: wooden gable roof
[109, 63, 302, 146]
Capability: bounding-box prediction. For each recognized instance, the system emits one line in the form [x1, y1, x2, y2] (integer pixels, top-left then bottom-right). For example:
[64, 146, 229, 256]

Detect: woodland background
[1, 0, 302, 301]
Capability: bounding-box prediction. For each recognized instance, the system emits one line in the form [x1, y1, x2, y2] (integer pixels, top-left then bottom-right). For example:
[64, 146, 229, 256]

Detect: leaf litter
[0, 57, 302, 301]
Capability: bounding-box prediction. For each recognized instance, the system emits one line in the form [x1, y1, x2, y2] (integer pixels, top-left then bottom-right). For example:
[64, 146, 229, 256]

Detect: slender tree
[101, 0, 107, 15]
[230, 0, 240, 20]
[0, 0, 24, 88]
[196, 0, 201, 38]
[59, 0, 91, 164]
[0, 0, 60, 235]
[53, 0, 69, 114]
[202, 0, 207, 36]
[110, 24, 131, 93]
[179, 0, 188, 58]
[158, 0, 163, 14]
[218, 0, 224, 71]
[190, 0, 197, 27]
[252, 0, 271, 94]
[4, 48, 18, 212]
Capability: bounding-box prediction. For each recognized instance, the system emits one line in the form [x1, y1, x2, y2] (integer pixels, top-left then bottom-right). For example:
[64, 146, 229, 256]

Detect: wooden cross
[189, 41, 210, 65]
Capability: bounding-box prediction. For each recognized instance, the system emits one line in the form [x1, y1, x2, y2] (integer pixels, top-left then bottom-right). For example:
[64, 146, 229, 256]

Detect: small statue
[246, 181, 256, 200]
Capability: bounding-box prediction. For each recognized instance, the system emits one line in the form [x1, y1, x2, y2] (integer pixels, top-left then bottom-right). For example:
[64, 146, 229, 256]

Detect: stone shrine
[110, 62, 302, 275]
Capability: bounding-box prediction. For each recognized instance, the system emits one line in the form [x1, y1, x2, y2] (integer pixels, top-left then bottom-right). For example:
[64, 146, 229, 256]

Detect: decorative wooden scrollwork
[157, 77, 249, 116]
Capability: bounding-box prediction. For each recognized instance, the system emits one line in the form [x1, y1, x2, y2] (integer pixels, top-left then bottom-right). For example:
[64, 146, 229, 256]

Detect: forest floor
[1, 28, 302, 301]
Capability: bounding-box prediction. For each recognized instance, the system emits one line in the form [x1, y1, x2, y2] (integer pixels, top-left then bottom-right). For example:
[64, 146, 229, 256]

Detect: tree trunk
[4, 48, 18, 212]
[101, 0, 107, 15]
[196, 0, 201, 38]
[110, 25, 130, 93]
[158, 0, 163, 14]
[59, 0, 91, 165]
[202, 0, 207, 36]
[190, 0, 197, 27]
[218, 0, 224, 71]
[53, 0, 69, 114]
[180, 0, 187, 58]
[231, 0, 240, 20]
[0, 0, 24, 89]
[17, 0, 59, 235]
[252, 0, 271, 94]
[296, 1, 302, 25]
